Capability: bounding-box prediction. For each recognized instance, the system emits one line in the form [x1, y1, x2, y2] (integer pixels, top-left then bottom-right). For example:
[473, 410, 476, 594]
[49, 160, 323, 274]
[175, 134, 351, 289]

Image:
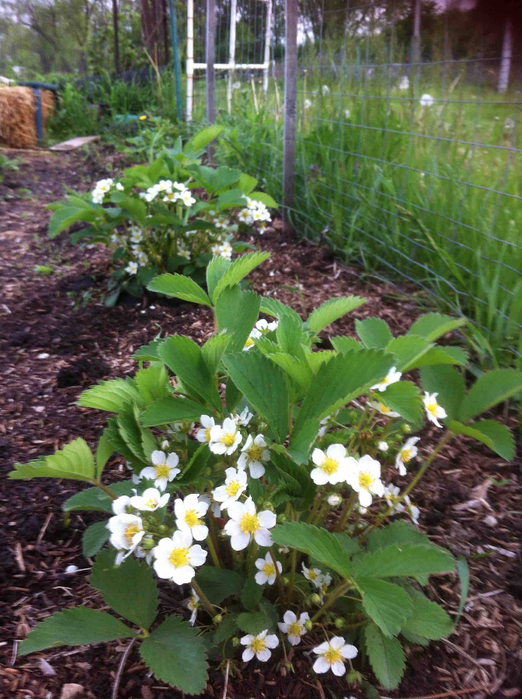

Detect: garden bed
[0, 150, 520, 699]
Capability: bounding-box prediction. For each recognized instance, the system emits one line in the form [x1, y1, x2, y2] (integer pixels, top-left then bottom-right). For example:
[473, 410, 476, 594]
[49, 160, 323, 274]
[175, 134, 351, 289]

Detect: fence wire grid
[186, 0, 522, 365]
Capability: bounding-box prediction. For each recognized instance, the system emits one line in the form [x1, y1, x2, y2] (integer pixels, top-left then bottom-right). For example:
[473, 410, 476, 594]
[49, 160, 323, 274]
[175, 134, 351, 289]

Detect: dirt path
[0, 150, 520, 698]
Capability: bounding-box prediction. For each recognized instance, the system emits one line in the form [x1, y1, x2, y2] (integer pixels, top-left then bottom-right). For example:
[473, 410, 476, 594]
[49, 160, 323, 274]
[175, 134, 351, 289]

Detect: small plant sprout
[278, 611, 310, 645]
[238, 434, 270, 478]
[240, 630, 279, 662]
[255, 551, 283, 585]
[140, 450, 180, 490]
[312, 637, 358, 676]
[395, 437, 420, 475]
[423, 392, 448, 427]
[224, 497, 276, 550]
[370, 366, 401, 392]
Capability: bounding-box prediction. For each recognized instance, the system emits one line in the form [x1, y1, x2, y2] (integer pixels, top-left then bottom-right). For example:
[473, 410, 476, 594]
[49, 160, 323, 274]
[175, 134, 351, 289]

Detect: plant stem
[93, 480, 117, 500]
[311, 499, 329, 527]
[311, 581, 351, 623]
[206, 534, 221, 568]
[207, 508, 222, 565]
[270, 548, 286, 603]
[307, 494, 322, 524]
[333, 492, 357, 532]
[190, 579, 217, 619]
[287, 549, 297, 604]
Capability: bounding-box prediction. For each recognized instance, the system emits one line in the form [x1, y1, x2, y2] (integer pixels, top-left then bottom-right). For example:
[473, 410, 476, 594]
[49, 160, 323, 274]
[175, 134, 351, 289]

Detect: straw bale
[0, 87, 55, 149]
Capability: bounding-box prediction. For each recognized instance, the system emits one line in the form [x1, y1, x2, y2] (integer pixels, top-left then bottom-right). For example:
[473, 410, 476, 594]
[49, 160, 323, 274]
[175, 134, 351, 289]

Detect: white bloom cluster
[238, 197, 271, 231]
[141, 180, 196, 207]
[302, 563, 333, 602]
[212, 241, 233, 260]
[398, 75, 409, 91]
[384, 483, 420, 524]
[420, 93, 434, 107]
[92, 178, 124, 204]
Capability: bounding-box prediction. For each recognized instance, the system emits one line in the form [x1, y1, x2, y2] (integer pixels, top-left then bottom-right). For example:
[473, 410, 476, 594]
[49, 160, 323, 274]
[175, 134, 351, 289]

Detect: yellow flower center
[250, 637, 267, 654]
[323, 646, 343, 666]
[124, 524, 140, 545]
[359, 473, 373, 490]
[154, 464, 170, 479]
[169, 548, 190, 568]
[380, 404, 391, 414]
[427, 402, 438, 416]
[307, 569, 318, 581]
[240, 513, 260, 534]
[247, 445, 264, 462]
[321, 457, 339, 475]
[400, 449, 412, 463]
[204, 427, 212, 443]
[381, 376, 390, 385]
[262, 563, 275, 577]
[226, 481, 242, 497]
[288, 622, 302, 637]
[244, 337, 254, 349]
[189, 596, 198, 611]
[220, 433, 236, 447]
[184, 510, 200, 528]
[145, 498, 158, 509]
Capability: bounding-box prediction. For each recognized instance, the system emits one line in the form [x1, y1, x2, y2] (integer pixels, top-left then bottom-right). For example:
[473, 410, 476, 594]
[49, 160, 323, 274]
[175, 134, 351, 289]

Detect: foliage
[11, 255, 519, 693]
[0, 153, 20, 183]
[46, 127, 274, 303]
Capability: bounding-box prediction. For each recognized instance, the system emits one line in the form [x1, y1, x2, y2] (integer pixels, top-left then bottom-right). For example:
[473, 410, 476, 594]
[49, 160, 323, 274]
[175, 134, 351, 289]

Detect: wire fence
[186, 0, 522, 365]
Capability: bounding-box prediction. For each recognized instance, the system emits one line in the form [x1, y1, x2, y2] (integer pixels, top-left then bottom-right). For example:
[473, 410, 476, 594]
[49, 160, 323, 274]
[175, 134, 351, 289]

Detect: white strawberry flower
[139, 450, 180, 491]
[384, 483, 406, 513]
[420, 93, 435, 107]
[322, 84, 330, 96]
[404, 495, 420, 524]
[346, 455, 385, 507]
[310, 444, 357, 486]
[243, 328, 261, 351]
[304, 98, 312, 110]
[278, 611, 309, 646]
[130, 228, 143, 243]
[153, 530, 207, 585]
[395, 437, 420, 475]
[130, 487, 170, 512]
[107, 513, 144, 561]
[209, 417, 242, 455]
[318, 572, 332, 603]
[174, 493, 209, 541]
[240, 630, 279, 662]
[328, 493, 342, 508]
[186, 587, 200, 626]
[112, 495, 131, 515]
[399, 75, 409, 90]
[233, 407, 254, 426]
[302, 563, 324, 588]
[196, 415, 215, 444]
[238, 434, 270, 478]
[224, 496, 276, 551]
[370, 366, 401, 392]
[180, 190, 196, 207]
[254, 551, 282, 586]
[126, 261, 138, 275]
[312, 637, 358, 676]
[368, 400, 400, 418]
[254, 318, 278, 334]
[423, 392, 447, 427]
[218, 241, 233, 260]
[212, 467, 248, 510]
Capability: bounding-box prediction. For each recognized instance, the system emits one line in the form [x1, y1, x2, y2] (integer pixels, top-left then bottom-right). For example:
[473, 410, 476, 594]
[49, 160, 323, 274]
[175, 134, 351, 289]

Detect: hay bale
[0, 87, 55, 149]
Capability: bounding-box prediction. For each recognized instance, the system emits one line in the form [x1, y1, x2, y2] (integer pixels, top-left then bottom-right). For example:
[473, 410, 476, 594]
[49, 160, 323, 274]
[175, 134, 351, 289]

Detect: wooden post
[283, 0, 298, 226]
[413, 0, 421, 65]
[112, 0, 120, 74]
[186, 0, 194, 122]
[263, 0, 273, 96]
[206, 0, 216, 125]
[227, 0, 237, 114]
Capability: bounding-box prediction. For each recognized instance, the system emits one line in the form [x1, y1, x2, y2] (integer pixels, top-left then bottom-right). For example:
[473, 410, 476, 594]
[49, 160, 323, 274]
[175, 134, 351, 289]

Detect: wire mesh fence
[185, 0, 522, 366]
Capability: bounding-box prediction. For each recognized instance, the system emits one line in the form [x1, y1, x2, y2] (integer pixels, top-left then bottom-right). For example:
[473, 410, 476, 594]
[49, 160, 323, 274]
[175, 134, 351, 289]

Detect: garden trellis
[189, 0, 522, 365]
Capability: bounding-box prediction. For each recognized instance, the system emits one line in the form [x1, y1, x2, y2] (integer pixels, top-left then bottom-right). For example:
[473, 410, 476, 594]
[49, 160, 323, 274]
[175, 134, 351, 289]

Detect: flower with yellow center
[153, 530, 207, 585]
[209, 417, 242, 456]
[278, 610, 310, 646]
[174, 493, 209, 541]
[370, 366, 402, 393]
[238, 434, 270, 478]
[139, 450, 180, 491]
[107, 513, 144, 562]
[224, 496, 276, 551]
[196, 414, 215, 444]
[139, 115, 147, 120]
[212, 467, 248, 510]
[346, 455, 385, 507]
[368, 400, 400, 418]
[302, 564, 324, 589]
[313, 636, 358, 676]
[255, 552, 282, 585]
[395, 437, 420, 476]
[130, 487, 170, 512]
[240, 630, 279, 662]
[186, 587, 200, 626]
[423, 392, 447, 428]
[311, 444, 357, 486]
[243, 328, 261, 351]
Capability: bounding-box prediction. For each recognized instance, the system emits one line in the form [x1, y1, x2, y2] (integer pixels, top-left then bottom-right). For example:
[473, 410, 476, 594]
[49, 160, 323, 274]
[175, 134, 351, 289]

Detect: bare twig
[222, 659, 230, 699]
[380, 686, 490, 699]
[36, 512, 53, 546]
[111, 637, 136, 699]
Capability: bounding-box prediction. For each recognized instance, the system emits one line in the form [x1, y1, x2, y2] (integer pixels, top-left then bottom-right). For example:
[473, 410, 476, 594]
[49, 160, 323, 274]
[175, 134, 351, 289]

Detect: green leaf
[211, 252, 270, 303]
[95, 428, 114, 480]
[402, 598, 453, 640]
[379, 382, 424, 425]
[241, 576, 264, 611]
[141, 396, 205, 427]
[358, 578, 413, 637]
[222, 352, 289, 442]
[78, 378, 144, 413]
[276, 314, 308, 360]
[19, 608, 133, 656]
[238, 173, 258, 195]
[271, 523, 352, 578]
[459, 369, 522, 423]
[307, 296, 366, 334]
[367, 521, 431, 553]
[260, 297, 302, 324]
[293, 350, 395, 438]
[330, 336, 363, 353]
[135, 365, 170, 406]
[63, 481, 135, 513]
[215, 286, 261, 353]
[202, 333, 231, 376]
[186, 125, 224, 152]
[352, 545, 454, 580]
[91, 550, 158, 630]
[9, 438, 95, 483]
[236, 611, 274, 635]
[48, 206, 98, 239]
[206, 256, 229, 301]
[213, 614, 239, 644]
[404, 345, 468, 371]
[269, 354, 312, 392]
[140, 615, 208, 695]
[455, 556, 470, 628]
[159, 336, 221, 411]
[355, 318, 393, 349]
[420, 365, 466, 421]
[248, 191, 278, 208]
[146, 273, 212, 306]
[217, 188, 247, 211]
[364, 623, 406, 690]
[177, 442, 212, 485]
[133, 337, 164, 362]
[287, 418, 320, 465]
[408, 313, 466, 342]
[83, 521, 110, 558]
[194, 566, 243, 605]
[447, 420, 514, 461]
[385, 336, 431, 372]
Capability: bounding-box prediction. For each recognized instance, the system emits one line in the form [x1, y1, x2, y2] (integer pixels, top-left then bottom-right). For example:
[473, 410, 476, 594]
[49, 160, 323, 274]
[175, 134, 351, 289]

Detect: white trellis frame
[186, 0, 273, 122]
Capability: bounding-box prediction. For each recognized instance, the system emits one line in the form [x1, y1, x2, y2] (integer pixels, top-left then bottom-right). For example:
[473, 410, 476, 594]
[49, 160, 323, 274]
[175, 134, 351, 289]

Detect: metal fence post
[227, 0, 237, 114]
[167, 0, 183, 121]
[206, 0, 216, 125]
[186, 0, 194, 122]
[283, 0, 298, 228]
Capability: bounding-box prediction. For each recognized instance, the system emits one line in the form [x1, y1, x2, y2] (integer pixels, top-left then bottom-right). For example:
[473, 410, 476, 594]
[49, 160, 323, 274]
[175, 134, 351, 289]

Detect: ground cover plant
[47, 126, 274, 303]
[10, 253, 522, 695]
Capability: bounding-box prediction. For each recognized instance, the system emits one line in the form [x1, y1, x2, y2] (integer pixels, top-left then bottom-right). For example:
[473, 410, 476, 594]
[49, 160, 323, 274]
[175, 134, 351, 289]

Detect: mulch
[0, 148, 520, 699]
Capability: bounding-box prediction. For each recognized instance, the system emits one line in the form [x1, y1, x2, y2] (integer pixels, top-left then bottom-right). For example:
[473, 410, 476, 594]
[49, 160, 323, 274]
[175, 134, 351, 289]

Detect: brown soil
[0, 149, 520, 699]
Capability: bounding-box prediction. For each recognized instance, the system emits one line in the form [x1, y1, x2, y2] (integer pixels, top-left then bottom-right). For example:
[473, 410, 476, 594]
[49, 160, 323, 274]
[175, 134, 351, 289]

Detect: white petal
[167, 453, 179, 468]
[242, 648, 254, 662]
[264, 634, 279, 649]
[256, 649, 271, 662]
[359, 489, 372, 507]
[311, 468, 329, 485]
[244, 497, 256, 515]
[312, 448, 325, 467]
[249, 461, 266, 479]
[257, 510, 276, 529]
[154, 559, 175, 579]
[191, 524, 209, 541]
[331, 660, 346, 676]
[314, 641, 330, 655]
[326, 444, 346, 461]
[151, 451, 166, 465]
[330, 636, 345, 649]
[254, 528, 272, 548]
[283, 610, 297, 625]
[340, 644, 358, 659]
[278, 623, 289, 633]
[188, 545, 208, 566]
[313, 657, 329, 673]
[171, 565, 196, 585]
[231, 531, 250, 551]
[255, 571, 268, 585]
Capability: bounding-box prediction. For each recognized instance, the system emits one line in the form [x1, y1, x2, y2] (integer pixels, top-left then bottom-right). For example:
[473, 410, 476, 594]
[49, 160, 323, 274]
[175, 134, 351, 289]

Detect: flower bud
[347, 669, 363, 685]
[203, 468, 212, 477]
[263, 502, 275, 512]
[377, 441, 389, 452]
[304, 619, 313, 631]
[161, 440, 170, 450]
[232, 636, 240, 647]
[334, 618, 345, 629]
[158, 525, 169, 535]
[310, 593, 321, 606]
[278, 546, 290, 555]
[327, 493, 342, 508]
[140, 537, 155, 551]
[349, 410, 359, 423]
[277, 513, 287, 523]
[213, 614, 223, 625]
[401, 423, 412, 434]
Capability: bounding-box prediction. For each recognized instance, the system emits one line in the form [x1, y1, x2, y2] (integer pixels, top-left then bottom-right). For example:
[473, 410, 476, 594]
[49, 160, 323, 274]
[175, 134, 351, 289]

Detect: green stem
[206, 534, 221, 568]
[93, 480, 117, 500]
[207, 509, 222, 567]
[190, 579, 217, 618]
[311, 499, 330, 527]
[270, 548, 286, 603]
[311, 581, 351, 623]
[287, 550, 297, 604]
[307, 494, 322, 524]
[333, 492, 357, 533]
